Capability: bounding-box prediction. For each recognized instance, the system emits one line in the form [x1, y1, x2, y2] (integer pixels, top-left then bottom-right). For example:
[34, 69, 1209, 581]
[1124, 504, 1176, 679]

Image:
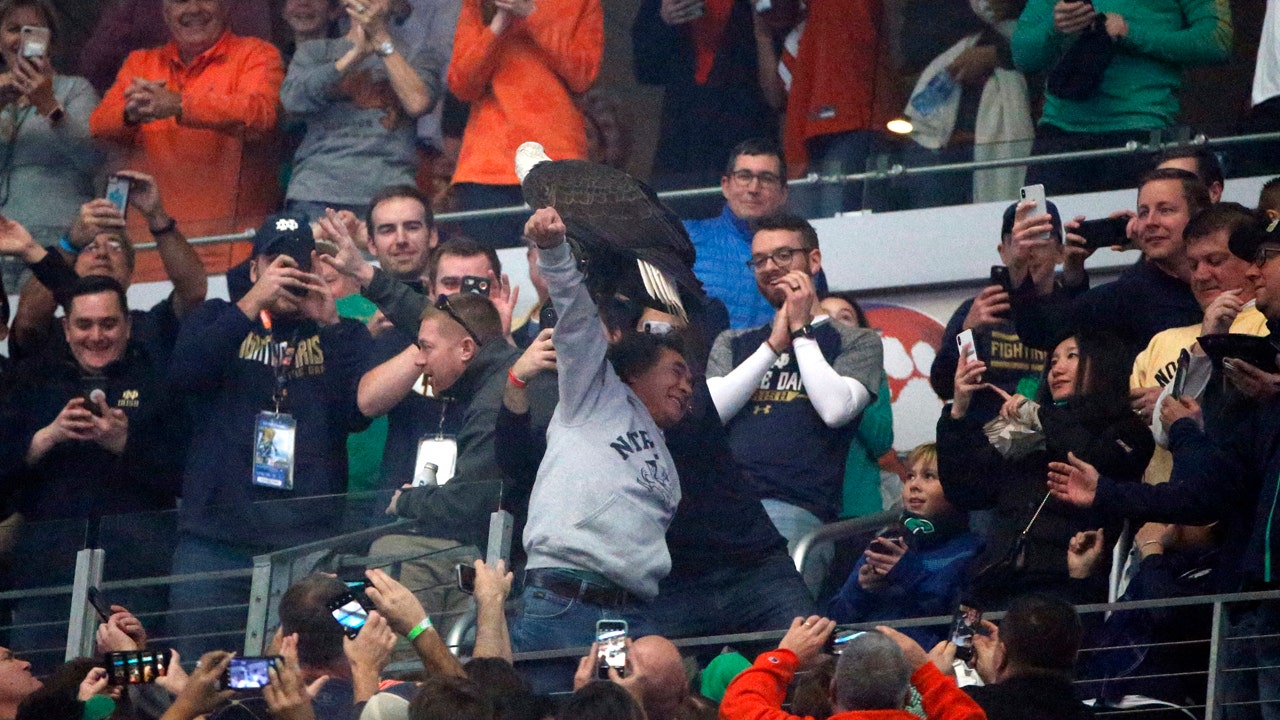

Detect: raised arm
[358, 344, 420, 418]
[1120, 0, 1232, 66]
[121, 171, 207, 317]
[526, 207, 614, 425]
[446, 0, 512, 102]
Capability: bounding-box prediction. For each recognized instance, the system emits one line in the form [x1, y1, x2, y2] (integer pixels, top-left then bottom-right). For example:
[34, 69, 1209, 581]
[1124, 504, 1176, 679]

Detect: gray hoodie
[521, 242, 682, 600]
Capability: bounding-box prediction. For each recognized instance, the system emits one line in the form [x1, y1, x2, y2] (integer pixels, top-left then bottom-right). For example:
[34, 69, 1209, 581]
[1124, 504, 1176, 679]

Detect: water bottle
[910, 70, 958, 117]
[413, 461, 439, 488]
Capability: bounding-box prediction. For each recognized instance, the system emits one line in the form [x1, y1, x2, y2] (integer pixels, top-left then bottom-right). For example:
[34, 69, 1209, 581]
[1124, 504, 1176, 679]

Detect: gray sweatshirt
[521, 242, 681, 600]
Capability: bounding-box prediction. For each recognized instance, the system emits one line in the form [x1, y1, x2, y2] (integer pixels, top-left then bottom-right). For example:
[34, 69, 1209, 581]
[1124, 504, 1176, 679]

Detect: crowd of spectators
[0, 0, 1280, 718]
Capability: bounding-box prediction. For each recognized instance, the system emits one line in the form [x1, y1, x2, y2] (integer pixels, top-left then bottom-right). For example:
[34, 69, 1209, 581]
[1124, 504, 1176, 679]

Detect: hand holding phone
[1075, 217, 1132, 250]
[950, 603, 983, 663]
[222, 656, 281, 690]
[328, 591, 371, 639]
[595, 619, 628, 679]
[1018, 184, 1058, 243]
[105, 175, 131, 218]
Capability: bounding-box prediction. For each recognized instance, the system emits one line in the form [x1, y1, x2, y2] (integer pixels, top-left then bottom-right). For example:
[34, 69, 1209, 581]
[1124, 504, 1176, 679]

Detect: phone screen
[105, 650, 169, 685]
[105, 175, 130, 218]
[950, 603, 983, 663]
[595, 620, 628, 679]
[328, 593, 369, 639]
[224, 656, 279, 690]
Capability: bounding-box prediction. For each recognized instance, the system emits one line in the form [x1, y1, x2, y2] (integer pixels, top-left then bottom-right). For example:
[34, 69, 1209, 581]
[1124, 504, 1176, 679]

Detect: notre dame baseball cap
[253, 211, 315, 265]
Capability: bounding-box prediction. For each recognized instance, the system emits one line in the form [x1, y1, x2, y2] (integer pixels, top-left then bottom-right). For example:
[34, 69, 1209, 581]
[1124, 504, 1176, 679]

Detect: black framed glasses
[435, 294, 480, 342]
[728, 169, 783, 189]
[746, 246, 808, 270]
[1254, 246, 1280, 268]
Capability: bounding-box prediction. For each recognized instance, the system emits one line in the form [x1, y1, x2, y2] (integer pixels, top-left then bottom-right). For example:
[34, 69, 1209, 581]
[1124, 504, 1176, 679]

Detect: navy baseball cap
[1002, 200, 1064, 240]
[1228, 215, 1280, 263]
[253, 211, 315, 261]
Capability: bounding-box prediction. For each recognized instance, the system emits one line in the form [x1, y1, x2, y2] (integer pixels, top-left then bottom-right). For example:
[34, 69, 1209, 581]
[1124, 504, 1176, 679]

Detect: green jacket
[1012, 0, 1231, 132]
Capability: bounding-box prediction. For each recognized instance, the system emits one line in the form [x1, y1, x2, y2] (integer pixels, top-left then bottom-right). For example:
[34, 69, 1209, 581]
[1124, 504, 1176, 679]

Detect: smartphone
[20, 26, 49, 58]
[105, 650, 169, 685]
[990, 265, 1012, 293]
[222, 656, 281, 690]
[642, 320, 673, 335]
[455, 563, 476, 594]
[105, 175, 131, 218]
[828, 629, 865, 655]
[1075, 217, 1131, 250]
[1018, 184, 1056, 242]
[956, 329, 978, 365]
[950, 603, 983, 663]
[81, 380, 107, 418]
[539, 302, 558, 330]
[87, 586, 113, 622]
[461, 275, 491, 296]
[327, 591, 370, 639]
[1170, 349, 1190, 399]
[595, 619, 628, 680]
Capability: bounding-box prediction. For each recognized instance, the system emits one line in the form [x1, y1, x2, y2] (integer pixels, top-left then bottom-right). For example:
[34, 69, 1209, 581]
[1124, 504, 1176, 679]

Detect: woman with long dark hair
[937, 330, 1153, 607]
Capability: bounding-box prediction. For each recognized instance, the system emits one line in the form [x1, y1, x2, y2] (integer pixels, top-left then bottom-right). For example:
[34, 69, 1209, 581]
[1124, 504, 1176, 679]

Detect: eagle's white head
[515, 142, 552, 183]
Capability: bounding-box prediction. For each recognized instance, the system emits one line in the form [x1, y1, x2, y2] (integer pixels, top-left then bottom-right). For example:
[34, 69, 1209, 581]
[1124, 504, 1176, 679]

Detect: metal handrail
[126, 128, 1280, 252]
[792, 510, 898, 575]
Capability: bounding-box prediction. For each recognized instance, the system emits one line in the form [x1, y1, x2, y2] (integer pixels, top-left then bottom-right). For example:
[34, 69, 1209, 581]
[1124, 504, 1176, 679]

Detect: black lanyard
[262, 311, 301, 414]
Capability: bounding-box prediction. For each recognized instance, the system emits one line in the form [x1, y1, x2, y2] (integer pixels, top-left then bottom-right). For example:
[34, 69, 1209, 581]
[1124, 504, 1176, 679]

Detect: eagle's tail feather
[637, 259, 688, 323]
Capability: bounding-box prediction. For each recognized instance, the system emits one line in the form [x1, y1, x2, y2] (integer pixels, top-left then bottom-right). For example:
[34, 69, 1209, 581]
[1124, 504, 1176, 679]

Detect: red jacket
[719, 649, 988, 720]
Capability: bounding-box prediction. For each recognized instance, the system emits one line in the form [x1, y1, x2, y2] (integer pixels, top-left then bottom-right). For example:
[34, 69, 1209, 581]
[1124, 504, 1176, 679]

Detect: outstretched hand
[1046, 451, 1099, 507]
[778, 615, 835, 666]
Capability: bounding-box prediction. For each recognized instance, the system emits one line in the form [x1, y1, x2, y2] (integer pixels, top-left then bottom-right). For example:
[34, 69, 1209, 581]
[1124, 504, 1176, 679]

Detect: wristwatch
[790, 323, 815, 341]
[376, 40, 396, 57]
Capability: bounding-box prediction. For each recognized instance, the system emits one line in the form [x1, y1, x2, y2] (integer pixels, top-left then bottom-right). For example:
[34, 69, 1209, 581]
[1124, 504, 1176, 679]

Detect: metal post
[1205, 598, 1228, 720]
[66, 548, 104, 661]
[244, 555, 277, 656]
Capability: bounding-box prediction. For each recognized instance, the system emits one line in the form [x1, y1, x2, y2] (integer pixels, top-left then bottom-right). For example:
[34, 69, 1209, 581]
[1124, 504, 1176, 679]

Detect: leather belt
[524, 568, 635, 608]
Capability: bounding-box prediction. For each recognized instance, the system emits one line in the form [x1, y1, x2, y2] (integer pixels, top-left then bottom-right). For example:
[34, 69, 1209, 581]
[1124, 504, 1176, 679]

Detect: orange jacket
[90, 31, 284, 247]
[447, 0, 603, 186]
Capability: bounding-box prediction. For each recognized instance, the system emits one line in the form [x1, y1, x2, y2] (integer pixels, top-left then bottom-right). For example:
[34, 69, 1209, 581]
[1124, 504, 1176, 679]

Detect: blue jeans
[762, 499, 832, 596]
[166, 534, 258, 660]
[509, 570, 656, 694]
[646, 551, 815, 639]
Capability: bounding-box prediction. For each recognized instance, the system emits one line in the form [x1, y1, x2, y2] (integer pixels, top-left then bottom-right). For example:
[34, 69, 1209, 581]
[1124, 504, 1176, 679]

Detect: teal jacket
[841, 376, 895, 518]
[1012, 0, 1231, 132]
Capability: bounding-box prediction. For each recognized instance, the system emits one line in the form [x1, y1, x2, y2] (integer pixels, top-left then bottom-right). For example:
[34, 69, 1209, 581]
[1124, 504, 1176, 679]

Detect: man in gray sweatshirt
[512, 207, 694, 652]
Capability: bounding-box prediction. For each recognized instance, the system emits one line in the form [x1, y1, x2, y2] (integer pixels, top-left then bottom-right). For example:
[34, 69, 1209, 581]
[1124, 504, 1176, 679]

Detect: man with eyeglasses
[165, 211, 373, 658]
[356, 291, 526, 636]
[688, 139, 793, 330]
[1046, 215, 1280, 719]
[706, 212, 884, 592]
[0, 171, 206, 365]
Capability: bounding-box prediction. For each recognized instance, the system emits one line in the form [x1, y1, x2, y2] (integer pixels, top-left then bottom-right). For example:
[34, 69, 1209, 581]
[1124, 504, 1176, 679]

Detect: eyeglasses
[434, 294, 480, 342]
[728, 170, 783, 189]
[746, 246, 808, 270]
[86, 239, 125, 254]
[1254, 246, 1280, 268]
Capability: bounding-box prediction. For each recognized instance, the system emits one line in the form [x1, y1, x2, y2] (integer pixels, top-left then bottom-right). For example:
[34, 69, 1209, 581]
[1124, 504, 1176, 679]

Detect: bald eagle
[515, 142, 703, 321]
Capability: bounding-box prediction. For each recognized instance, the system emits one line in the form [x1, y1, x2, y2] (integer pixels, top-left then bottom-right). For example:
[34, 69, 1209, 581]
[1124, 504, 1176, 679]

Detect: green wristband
[406, 616, 433, 641]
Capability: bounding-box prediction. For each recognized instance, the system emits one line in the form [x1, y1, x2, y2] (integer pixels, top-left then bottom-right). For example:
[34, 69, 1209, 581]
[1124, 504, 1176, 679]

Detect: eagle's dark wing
[522, 159, 703, 316]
